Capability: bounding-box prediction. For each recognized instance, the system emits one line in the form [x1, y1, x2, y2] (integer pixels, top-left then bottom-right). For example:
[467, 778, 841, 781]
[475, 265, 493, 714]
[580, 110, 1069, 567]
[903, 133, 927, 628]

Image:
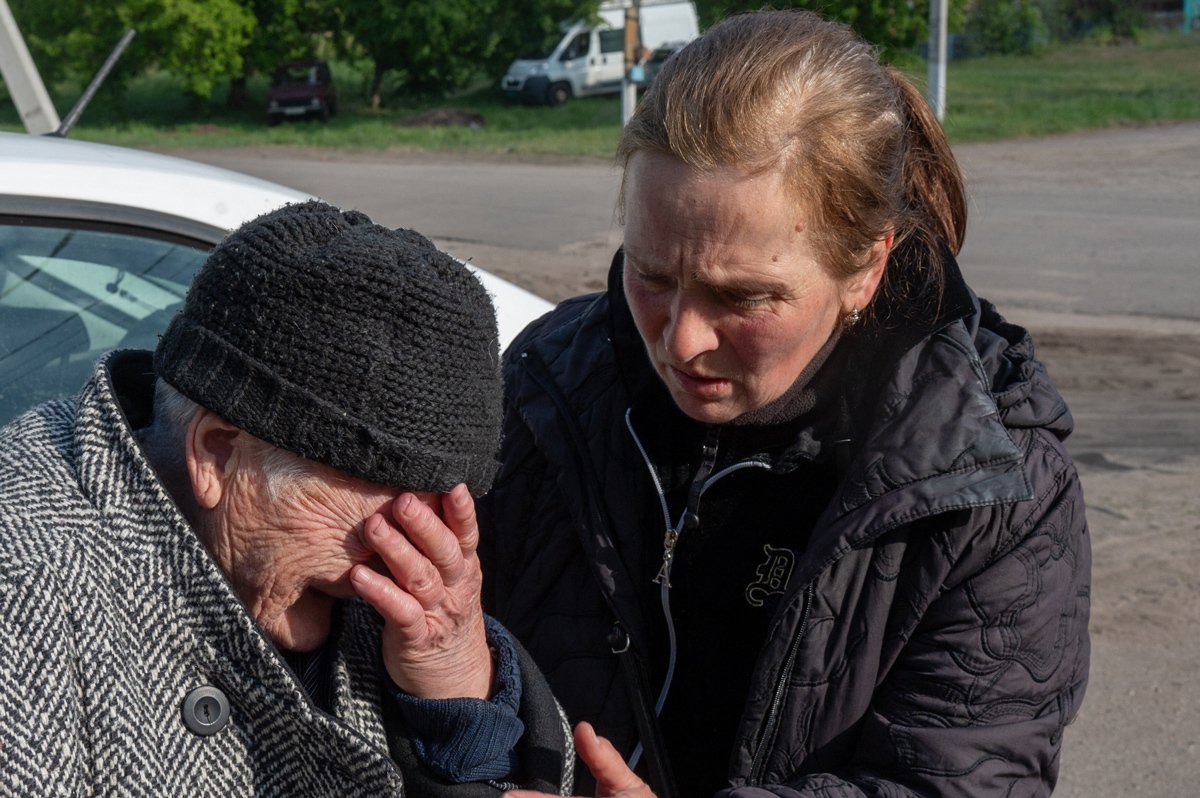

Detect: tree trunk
[227, 75, 249, 109]
[370, 61, 386, 110]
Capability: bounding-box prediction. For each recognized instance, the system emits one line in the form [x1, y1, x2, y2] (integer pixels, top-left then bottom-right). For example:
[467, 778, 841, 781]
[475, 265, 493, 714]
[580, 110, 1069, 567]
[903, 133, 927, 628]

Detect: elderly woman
[0, 202, 572, 795]
[482, 10, 1089, 798]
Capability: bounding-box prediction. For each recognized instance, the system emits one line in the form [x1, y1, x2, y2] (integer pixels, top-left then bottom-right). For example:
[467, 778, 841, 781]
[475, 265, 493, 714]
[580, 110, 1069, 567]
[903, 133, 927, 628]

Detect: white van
[501, 0, 699, 106]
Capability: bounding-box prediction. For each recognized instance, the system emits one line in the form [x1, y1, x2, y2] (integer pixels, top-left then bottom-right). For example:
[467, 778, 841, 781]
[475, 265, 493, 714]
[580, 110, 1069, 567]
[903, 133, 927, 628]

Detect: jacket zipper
[623, 408, 772, 743]
[653, 424, 718, 588]
[749, 581, 815, 784]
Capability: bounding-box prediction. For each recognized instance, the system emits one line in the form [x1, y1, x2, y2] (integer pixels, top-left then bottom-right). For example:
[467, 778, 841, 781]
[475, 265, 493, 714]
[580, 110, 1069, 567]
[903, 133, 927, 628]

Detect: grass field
[2, 30, 1197, 157]
[937, 31, 1200, 141]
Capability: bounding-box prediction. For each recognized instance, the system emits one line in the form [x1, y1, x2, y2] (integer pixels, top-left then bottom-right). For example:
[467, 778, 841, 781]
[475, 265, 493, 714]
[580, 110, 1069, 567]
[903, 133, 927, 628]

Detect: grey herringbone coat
[0, 356, 569, 797]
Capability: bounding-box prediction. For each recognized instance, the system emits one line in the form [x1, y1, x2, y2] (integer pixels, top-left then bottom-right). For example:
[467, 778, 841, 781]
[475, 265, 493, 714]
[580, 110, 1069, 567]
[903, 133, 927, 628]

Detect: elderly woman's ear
[185, 409, 242, 510]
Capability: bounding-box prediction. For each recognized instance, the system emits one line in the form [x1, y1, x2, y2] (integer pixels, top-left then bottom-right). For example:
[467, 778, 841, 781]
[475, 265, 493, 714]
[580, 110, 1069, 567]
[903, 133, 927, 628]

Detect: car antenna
[47, 28, 136, 138]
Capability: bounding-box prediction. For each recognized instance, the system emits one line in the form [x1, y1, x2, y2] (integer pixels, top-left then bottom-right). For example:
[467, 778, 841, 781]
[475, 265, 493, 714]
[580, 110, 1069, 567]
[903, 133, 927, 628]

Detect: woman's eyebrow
[628, 252, 788, 295]
[697, 272, 790, 295]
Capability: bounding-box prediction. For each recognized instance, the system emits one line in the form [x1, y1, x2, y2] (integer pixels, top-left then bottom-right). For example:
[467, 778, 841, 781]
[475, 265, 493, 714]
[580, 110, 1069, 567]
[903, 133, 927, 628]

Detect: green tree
[695, 1, 969, 56]
[1070, 0, 1144, 40]
[339, 0, 596, 106]
[9, 0, 255, 99]
[485, 1, 601, 76]
[963, 0, 1048, 54]
[229, 0, 337, 108]
[338, 0, 472, 108]
[695, 1, 917, 54]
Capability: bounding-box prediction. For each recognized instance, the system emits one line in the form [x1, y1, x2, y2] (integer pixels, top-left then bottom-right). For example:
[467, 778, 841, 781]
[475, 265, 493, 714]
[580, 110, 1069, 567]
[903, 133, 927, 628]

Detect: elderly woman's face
[623, 153, 878, 424]
[202, 451, 439, 652]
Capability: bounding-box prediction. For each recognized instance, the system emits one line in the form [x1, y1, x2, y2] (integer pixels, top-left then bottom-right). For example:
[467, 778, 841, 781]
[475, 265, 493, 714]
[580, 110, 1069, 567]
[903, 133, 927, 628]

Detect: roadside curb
[1006, 308, 1200, 338]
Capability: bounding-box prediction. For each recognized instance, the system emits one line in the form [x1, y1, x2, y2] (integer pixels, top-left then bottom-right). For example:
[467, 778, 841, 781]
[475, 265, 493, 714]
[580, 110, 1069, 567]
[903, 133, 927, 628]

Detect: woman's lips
[669, 366, 730, 398]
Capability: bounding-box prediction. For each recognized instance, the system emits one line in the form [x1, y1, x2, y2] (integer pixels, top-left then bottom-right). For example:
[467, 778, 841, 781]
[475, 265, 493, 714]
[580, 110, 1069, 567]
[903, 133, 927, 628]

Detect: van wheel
[546, 82, 572, 107]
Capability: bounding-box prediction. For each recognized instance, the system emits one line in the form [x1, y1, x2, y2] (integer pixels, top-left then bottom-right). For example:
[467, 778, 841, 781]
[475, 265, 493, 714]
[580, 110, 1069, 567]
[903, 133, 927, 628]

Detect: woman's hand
[350, 483, 493, 700]
[505, 722, 657, 798]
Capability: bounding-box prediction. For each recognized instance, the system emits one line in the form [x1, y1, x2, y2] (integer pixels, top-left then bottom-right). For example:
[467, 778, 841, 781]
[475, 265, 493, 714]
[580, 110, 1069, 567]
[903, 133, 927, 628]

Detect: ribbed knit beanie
[154, 200, 502, 495]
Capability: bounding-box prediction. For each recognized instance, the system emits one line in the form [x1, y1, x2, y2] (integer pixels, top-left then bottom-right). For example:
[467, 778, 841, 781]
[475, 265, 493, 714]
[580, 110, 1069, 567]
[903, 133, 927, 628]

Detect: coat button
[182, 685, 230, 736]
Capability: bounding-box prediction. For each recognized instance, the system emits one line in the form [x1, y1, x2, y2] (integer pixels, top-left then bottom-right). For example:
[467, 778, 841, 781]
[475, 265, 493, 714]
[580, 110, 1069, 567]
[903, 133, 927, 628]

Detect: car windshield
[273, 66, 320, 86]
[0, 221, 207, 424]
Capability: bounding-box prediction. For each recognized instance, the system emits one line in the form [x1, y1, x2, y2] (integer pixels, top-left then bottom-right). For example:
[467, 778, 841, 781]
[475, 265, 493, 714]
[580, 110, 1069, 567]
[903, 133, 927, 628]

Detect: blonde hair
[618, 10, 966, 318]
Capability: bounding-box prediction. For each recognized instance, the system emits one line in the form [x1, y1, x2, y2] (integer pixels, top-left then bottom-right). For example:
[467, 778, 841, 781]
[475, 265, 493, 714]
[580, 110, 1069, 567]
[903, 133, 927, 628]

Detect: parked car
[0, 132, 551, 426]
[641, 41, 688, 87]
[267, 59, 337, 125]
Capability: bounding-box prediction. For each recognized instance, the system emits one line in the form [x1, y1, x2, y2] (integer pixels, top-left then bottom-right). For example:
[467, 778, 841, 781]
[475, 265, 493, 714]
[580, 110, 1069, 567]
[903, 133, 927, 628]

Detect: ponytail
[860, 68, 968, 328]
[887, 68, 967, 256]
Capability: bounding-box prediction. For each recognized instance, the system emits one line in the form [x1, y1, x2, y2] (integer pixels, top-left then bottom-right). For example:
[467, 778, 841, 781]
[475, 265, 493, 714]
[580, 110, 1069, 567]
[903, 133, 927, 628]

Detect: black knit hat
[154, 200, 502, 495]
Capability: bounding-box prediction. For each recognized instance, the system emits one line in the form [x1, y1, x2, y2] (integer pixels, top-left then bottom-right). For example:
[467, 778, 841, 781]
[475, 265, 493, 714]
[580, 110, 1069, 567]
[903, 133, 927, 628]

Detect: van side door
[557, 31, 591, 96]
[588, 26, 626, 93]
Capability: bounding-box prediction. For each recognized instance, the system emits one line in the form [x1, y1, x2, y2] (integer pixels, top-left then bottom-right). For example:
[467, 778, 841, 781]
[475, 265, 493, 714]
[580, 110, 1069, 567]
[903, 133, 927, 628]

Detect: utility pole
[0, 0, 61, 134]
[927, 0, 948, 121]
[621, 0, 642, 126]
[1185, 0, 1198, 32]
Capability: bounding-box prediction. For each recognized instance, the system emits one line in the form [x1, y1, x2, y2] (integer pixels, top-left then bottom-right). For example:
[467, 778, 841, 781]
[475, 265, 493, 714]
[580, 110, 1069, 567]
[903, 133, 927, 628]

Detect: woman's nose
[663, 295, 719, 362]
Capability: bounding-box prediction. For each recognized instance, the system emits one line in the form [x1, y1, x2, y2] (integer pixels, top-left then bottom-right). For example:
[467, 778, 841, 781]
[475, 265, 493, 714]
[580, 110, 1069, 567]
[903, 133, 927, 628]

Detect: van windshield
[518, 31, 563, 60]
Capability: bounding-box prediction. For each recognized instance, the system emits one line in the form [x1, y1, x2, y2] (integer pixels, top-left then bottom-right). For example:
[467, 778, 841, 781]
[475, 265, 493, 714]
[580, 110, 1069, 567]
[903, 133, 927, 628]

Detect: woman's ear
[185, 409, 241, 510]
[844, 229, 894, 314]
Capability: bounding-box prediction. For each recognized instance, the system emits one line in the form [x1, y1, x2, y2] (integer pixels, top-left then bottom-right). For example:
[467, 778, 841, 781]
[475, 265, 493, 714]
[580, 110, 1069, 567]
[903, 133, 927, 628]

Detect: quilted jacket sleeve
[721, 434, 1091, 798]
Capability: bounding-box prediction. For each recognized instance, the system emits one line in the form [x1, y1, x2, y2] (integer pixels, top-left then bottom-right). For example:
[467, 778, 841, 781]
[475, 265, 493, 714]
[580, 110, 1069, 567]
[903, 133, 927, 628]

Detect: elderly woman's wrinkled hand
[350, 483, 493, 700]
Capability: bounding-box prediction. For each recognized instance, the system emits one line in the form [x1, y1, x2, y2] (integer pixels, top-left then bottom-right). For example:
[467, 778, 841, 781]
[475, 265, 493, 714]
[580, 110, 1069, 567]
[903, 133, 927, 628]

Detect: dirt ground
[1034, 328, 1200, 797]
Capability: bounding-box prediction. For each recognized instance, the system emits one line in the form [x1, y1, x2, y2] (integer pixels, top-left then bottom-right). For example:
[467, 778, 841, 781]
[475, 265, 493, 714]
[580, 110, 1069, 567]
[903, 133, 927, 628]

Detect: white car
[0, 132, 551, 425]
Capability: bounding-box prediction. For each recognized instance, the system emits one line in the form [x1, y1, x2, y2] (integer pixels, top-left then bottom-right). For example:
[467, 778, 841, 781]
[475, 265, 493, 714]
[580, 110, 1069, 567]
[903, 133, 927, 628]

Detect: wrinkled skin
[188, 408, 492, 699]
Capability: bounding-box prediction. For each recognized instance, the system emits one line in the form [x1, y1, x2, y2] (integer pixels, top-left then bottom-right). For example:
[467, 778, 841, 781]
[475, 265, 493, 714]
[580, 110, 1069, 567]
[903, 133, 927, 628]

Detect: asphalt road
[170, 120, 1200, 325]
[953, 123, 1200, 324]
[176, 148, 625, 255]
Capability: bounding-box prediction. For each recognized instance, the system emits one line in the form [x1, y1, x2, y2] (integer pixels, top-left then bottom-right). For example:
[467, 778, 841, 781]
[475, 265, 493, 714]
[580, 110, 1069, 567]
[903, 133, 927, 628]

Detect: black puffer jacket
[479, 253, 1090, 797]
